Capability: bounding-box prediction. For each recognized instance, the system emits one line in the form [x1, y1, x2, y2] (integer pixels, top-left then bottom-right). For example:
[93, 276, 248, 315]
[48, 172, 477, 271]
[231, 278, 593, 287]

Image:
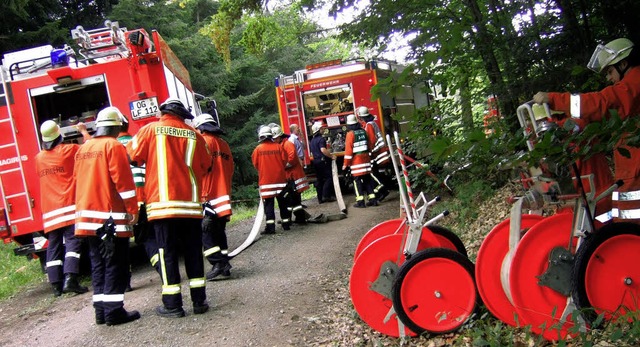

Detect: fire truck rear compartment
[32, 77, 109, 143]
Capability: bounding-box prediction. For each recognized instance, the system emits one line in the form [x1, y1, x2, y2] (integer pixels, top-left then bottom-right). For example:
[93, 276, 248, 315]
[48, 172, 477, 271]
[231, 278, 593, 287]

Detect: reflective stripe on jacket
[252, 140, 288, 198]
[282, 140, 309, 192]
[35, 143, 79, 233]
[74, 137, 138, 237]
[344, 129, 372, 177]
[201, 132, 234, 217]
[127, 114, 212, 221]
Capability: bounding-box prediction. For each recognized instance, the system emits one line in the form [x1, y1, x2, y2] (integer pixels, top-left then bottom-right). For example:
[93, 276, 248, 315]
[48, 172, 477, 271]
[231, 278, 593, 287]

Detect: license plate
[130, 97, 159, 120]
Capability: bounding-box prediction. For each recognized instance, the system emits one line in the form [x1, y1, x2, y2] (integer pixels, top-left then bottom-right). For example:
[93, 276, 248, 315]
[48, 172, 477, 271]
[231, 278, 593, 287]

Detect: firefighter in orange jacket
[252, 125, 291, 233]
[127, 98, 211, 318]
[534, 38, 640, 224]
[193, 113, 235, 281]
[116, 116, 159, 290]
[356, 106, 390, 201]
[343, 114, 378, 208]
[35, 121, 89, 297]
[74, 107, 140, 325]
[270, 123, 311, 224]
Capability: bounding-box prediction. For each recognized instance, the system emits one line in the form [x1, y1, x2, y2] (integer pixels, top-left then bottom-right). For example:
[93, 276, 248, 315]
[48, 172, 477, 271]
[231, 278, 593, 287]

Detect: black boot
[206, 262, 232, 281]
[106, 308, 141, 326]
[51, 282, 63, 297]
[94, 303, 105, 325]
[62, 273, 89, 294]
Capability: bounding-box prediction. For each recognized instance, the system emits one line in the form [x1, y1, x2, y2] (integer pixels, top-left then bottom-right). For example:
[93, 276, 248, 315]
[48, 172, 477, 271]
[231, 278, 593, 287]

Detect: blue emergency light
[50, 49, 69, 68]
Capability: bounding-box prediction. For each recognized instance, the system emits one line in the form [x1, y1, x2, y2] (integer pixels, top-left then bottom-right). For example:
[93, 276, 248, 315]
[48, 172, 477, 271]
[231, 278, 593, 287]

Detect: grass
[0, 242, 45, 301]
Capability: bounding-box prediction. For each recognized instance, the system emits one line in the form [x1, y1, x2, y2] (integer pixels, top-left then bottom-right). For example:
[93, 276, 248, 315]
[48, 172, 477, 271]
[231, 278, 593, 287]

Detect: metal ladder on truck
[0, 67, 34, 231]
[278, 72, 303, 129]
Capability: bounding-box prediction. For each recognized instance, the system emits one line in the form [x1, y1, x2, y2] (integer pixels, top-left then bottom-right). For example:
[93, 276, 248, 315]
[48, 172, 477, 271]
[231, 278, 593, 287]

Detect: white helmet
[40, 120, 61, 142]
[270, 124, 284, 138]
[356, 106, 370, 118]
[96, 106, 124, 127]
[258, 125, 272, 141]
[311, 121, 323, 134]
[346, 114, 358, 125]
[193, 113, 215, 129]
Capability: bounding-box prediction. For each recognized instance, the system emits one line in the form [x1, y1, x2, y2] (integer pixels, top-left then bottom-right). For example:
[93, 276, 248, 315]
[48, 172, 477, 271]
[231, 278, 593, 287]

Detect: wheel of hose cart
[350, 233, 418, 337]
[475, 214, 544, 327]
[391, 247, 479, 334]
[509, 212, 578, 341]
[428, 225, 468, 258]
[354, 218, 404, 263]
[571, 222, 640, 325]
[354, 221, 467, 263]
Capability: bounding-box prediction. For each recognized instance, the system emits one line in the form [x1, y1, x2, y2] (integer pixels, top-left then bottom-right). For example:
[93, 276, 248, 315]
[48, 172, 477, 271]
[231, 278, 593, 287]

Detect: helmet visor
[587, 44, 632, 72]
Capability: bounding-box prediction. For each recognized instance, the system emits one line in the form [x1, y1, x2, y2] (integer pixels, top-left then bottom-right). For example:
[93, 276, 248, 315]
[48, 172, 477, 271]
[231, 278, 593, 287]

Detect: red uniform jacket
[35, 143, 79, 233]
[282, 139, 309, 193]
[548, 66, 640, 222]
[74, 137, 138, 237]
[201, 132, 234, 218]
[548, 66, 640, 182]
[364, 120, 390, 166]
[252, 140, 288, 198]
[343, 128, 372, 177]
[127, 114, 212, 221]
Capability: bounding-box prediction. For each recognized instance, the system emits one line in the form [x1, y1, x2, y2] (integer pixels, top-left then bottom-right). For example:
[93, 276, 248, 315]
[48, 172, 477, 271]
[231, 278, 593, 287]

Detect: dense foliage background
[1, 0, 638, 200]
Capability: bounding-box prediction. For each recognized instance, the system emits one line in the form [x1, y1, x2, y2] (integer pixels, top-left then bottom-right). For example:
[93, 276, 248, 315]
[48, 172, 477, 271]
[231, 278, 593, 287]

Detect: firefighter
[356, 106, 390, 201]
[192, 113, 235, 281]
[342, 114, 378, 208]
[35, 121, 89, 297]
[271, 124, 311, 224]
[534, 38, 640, 224]
[74, 106, 140, 325]
[116, 116, 160, 289]
[252, 125, 291, 233]
[127, 98, 211, 318]
[309, 121, 336, 203]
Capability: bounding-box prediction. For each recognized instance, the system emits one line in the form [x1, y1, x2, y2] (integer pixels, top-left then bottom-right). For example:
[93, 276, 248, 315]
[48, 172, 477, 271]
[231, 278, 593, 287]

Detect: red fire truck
[275, 58, 430, 167]
[0, 20, 208, 261]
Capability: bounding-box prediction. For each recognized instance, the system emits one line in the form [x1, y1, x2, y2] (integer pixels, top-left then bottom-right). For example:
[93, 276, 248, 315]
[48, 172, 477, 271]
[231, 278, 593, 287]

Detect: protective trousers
[263, 195, 291, 232]
[353, 174, 375, 202]
[46, 225, 82, 284]
[312, 159, 334, 202]
[202, 215, 229, 265]
[155, 218, 206, 309]
[88, 236, 129, 322]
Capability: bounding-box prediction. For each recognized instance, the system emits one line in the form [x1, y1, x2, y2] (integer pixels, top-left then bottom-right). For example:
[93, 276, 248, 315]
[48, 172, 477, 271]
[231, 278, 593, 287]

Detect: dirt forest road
[0, 193, 402, 347]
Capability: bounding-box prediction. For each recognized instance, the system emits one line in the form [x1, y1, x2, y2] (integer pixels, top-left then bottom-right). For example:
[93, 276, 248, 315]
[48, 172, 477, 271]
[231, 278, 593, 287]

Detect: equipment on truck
[0, 20, 206, 262]
[275, 59, 430, 168]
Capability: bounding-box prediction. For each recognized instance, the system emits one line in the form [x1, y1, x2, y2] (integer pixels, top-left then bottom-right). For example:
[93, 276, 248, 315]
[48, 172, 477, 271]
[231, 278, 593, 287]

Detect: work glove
[202, 201, 217, 217]
[133, 205, 150, 244]
[95, 216, 116, 260]
[533, 92, 549, 104]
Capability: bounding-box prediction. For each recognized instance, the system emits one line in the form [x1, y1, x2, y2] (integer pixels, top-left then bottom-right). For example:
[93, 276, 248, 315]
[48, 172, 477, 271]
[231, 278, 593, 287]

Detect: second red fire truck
[275, 58, 430, 167]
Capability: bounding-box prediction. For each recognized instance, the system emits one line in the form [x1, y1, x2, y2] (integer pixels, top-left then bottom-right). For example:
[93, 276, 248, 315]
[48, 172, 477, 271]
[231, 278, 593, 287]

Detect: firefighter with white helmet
[252, 124, 290, 234]
[127, 97, 211, 318]
[270, 123, 311, 224]
[343, 114, 378, 207]
[533, 38, 640, 224]
[309, 121, 336, 203]
[74, 106, 140, 325]
[356, 106, 390, 202]
[35, 120, 90, 297]
[192, 113, 236, 280]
